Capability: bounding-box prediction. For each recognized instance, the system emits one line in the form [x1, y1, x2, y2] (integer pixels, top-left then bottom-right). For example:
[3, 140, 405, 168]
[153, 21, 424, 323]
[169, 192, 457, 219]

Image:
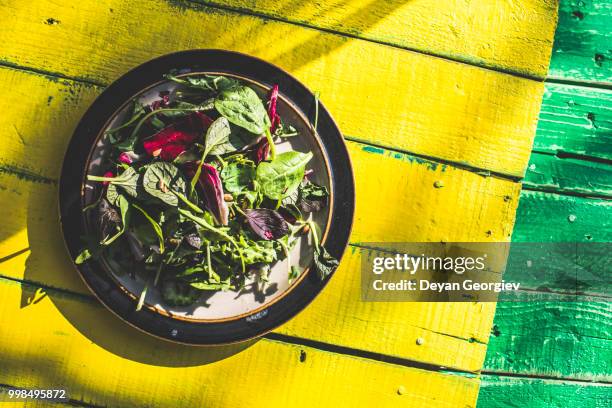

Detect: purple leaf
[185, 162, 229, 225]
[245, 209, 289, 240]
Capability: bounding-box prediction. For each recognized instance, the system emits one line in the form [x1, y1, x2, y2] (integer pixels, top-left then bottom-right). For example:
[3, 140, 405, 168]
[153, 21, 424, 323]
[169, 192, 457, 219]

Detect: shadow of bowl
[21, 182, 258, 367]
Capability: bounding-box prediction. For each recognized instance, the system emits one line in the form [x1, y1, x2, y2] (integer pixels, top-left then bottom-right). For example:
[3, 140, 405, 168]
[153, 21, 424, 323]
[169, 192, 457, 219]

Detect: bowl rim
[83, 71, 335, 322]
[59, 49, 355, 345]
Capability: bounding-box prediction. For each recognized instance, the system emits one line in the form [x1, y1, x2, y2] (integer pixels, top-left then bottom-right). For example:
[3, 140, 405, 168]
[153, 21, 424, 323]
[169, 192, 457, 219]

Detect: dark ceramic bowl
[59, 50, 355, 345]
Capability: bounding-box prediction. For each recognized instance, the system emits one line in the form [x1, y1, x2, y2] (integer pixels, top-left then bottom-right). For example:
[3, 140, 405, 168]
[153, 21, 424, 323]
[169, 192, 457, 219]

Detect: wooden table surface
[0, 1, 564, 407]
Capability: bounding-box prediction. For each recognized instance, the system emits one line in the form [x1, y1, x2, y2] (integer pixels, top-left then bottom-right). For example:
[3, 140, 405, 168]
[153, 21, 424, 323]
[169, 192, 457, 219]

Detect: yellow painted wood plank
[0, 279, 480, 408]
[211, 0, 558, 78]
[0, 66, 512, 369]
[0, 0, 552, 177]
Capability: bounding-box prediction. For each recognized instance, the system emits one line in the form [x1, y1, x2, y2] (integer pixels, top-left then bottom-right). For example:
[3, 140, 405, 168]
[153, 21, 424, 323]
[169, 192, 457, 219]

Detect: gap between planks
[0, 274, 478, 377]
[0, 61, 523, 182]
[172, 0, 549, 82]
[481, 371, 612, 385]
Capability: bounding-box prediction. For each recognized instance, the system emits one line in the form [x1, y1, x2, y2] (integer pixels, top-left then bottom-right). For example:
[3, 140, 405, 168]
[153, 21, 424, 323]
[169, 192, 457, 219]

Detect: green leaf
[89, 167, 141, 199]
[256, 151, 313, 200]
[75, 248, 92, 264]
[166, 74, 240, 93]
[204, 117, 232, 157]
[289, 266, 301, 283]
[159, 101, 215, 120]
[209, 125, 255, 156]
[190, 279, 233, 291]
[142, 162, 186, 206]
[313, 246, 339, 280]
[221, 161, 255, 194]
[100, 194, 131, 245]
[214, 86, 271, 135]
[132, 203, 165, 253]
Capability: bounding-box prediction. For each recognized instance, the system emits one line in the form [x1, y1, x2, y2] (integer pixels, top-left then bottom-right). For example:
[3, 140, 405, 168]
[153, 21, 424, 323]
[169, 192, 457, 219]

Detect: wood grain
[550, 0, 612, 83]
[0, 0, 552, 177]
[512, 191, 612, 242]
[484, 292, 611, 381]
[195, 0, 557, 78]
[523, 153, 612, 197]
[0, 278, 480, 408]
[0, 66, 519, 371]
[534, 83, 612, 159]
[479, 375, 612, 408]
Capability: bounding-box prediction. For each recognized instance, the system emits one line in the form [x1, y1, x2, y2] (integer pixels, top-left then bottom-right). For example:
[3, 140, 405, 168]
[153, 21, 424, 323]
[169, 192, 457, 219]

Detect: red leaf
[184, 162, 229, 226]
[143, 112, 213, 161]
[268, 84, 280, 133]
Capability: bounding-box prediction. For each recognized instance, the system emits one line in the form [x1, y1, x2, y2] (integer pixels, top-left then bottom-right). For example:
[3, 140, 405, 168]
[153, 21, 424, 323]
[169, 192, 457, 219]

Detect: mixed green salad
[76, 73, 338, 310]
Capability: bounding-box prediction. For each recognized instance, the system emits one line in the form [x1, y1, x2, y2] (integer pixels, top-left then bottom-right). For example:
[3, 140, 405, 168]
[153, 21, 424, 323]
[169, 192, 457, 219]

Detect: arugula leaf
[132, 203, 165, 253]
[161, 279, 202, 305]
[143, 162, 187, 206]
[166, 74, 240, 93]
[221, 161, 255, 194]
[313, 246, 339, 280]
[256, 151, 313, 200]
[215, 86, 271, 135]
[159, 100, 215, 120]
[297, 181, 329, 213]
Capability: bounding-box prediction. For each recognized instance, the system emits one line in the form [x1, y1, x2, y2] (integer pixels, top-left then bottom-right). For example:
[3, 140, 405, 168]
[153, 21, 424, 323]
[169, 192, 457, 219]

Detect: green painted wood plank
[478, 376, 612, 408]
[523, 153, 612, 197]
[512, 191, 612, 242]
[509, 192, 611, 295]
[483, 292, 611, 380]
[534, 83, 612, 160]
[549, 0, 612, 83]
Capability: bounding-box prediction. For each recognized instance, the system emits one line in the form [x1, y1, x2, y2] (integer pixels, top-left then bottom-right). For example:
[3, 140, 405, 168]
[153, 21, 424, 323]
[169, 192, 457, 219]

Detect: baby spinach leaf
[221, 161, 255, 194]
[203, 117, 232, 158]
[89, 166, 141, 199]
[256, 151, 313, 200]
[143, 162, 187, 206]
[209, 126, 255, 156]
[215, 86, 271, 135]
[245, 209, 289, 240]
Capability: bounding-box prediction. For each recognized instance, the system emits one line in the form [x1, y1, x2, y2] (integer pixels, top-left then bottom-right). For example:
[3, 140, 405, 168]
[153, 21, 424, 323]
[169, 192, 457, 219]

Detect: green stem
[264, 127, 276, 161]
[87, 174, 131, 184]
[190, 147, 210, 198]
[153, 262, 164, 287]
[132, 204, 165, 253]
[308, 220, 320, 251]
[173, 191, 203, 214]
[177, 208, 246, 273]
[233, 204, 247, 218]
[279, 239, 291, 277]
